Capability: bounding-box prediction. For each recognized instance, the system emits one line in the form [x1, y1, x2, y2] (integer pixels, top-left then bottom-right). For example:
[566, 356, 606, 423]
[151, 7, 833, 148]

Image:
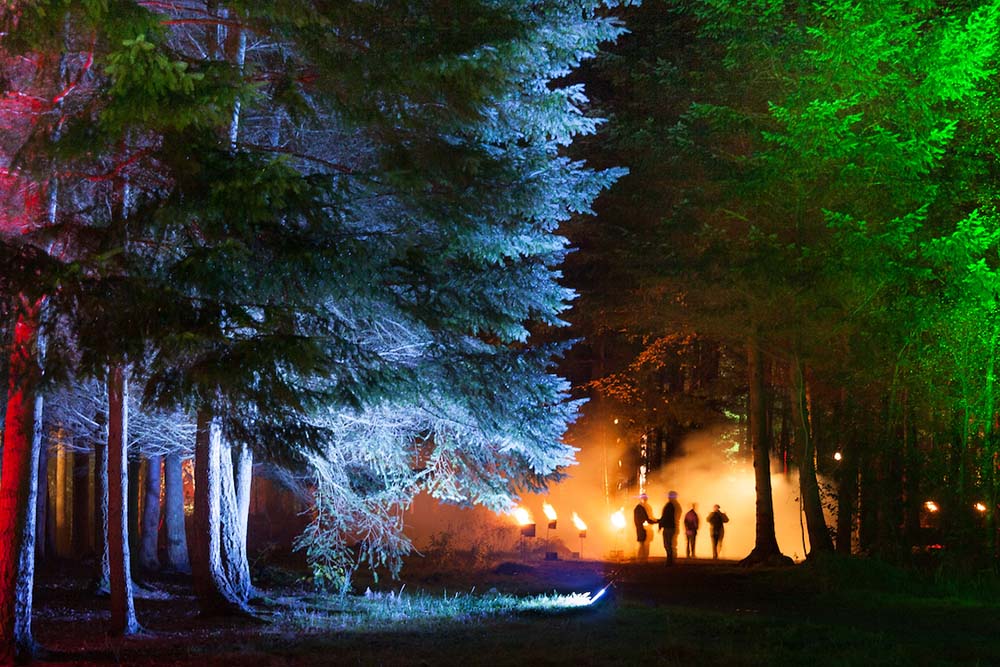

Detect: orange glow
[610, 508, 626, 530]
[974, 502, 987, 513]
[542, 502, 557, 522]
[572, 512, 587, 532]
[833, 452, 842, 461]
[512, 506, 532, 526]
[924, 501, 939, 513]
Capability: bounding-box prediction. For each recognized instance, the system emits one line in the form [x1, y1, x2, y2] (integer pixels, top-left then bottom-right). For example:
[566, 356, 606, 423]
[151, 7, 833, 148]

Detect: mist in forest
[404, 425, 812, 563]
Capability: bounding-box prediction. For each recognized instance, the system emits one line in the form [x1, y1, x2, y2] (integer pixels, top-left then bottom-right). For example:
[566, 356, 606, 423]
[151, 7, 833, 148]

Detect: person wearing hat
[632, 492, 657, 563]
[659, 491, 682, 565]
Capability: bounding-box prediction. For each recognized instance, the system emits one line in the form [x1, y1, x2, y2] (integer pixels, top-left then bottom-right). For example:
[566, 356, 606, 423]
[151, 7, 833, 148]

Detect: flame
[543, 502, 557, 522]
[572, 512, 587, 531]
[924, 500, 939, 513]
[512, 506, 532, 526]
[974, 502, 987, 513]
[610, 508, 626, 530]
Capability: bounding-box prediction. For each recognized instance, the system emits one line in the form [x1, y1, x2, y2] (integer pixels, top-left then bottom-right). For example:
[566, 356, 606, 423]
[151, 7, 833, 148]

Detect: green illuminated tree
[573, 0, 1000, 560]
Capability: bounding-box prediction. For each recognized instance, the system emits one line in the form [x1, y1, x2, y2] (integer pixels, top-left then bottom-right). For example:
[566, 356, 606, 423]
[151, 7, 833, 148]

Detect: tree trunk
[191, 408, 250, 615]
[234, 443, 252, 546]
[34, 442, 47, 562]
[55, 440, 70, 556]
[0, 300, 45, 663]
[836, 443, 857, 555]
[220, 441, 252, 601]
[139, 454, 162, 573]
[162, 452, 190, 573]
[788, 354, 834, 556]
[93, 434, 110, 596]
[779, 394, 791, 476]
[73, 453, 92, 555]
[45, 453, 57, 558]
[107, 364, 140, 635]
[741, 341, 791, 566]
[127, 457, 141, 567]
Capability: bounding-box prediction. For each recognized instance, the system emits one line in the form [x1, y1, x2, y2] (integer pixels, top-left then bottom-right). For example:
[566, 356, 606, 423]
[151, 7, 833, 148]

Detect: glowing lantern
[924, 501, 939, 513]
[543, 502, 558, 529]
[833, 452, 842, 461]
[974, 502, 987, 513]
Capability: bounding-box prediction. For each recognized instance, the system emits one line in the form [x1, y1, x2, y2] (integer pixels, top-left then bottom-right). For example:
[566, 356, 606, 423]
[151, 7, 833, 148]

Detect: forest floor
[26, 551, 1000, 666]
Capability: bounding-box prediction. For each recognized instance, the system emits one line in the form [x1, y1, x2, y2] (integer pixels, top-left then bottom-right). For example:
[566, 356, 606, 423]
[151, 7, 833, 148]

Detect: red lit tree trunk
[139, 454, 162, 572]
[788, 354, 834, 555]
[0, 300, 45, 663]
[741, 340, 791, 566]
[162, 452, 190, 573]
[191, 409, 249, 615]
[106, 364, 140, 634]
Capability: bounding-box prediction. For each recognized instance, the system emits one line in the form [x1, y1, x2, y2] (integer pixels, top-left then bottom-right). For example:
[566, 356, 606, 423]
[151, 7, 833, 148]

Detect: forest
[1, 0, 999, 665]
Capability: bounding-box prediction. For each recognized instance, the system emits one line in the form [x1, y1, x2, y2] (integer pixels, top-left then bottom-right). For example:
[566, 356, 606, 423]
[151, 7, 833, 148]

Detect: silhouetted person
[683, 504, 699, 558]
[659, 491, 681, 565]
[707, 504, 729, 559]
[633, 493, 656, 563]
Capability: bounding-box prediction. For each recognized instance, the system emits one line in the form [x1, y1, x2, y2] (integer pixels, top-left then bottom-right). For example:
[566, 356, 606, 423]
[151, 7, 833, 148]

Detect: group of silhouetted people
[633, 491, 729, 564]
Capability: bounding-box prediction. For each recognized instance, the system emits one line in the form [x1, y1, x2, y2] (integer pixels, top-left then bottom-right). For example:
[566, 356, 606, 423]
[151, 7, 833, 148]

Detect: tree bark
[788, 354, 834, 555]
[73, 452, 92, 555]
[162, 452, 190, 573]
[139, 454, 162, 573]
[107, 364, 140, 635]
[34, 442, 47, 562]
[741, 341, 791, 566]
[191, 408, 250, 615]
[0, 300, 45, 663]
[234, 443, 252, 549]
[836, 442, 857, 555]
[127, 457, 141, 567]
[55, 441, 70, 556]
[93, 433, 110, 596]
[220, 441, 252, 601]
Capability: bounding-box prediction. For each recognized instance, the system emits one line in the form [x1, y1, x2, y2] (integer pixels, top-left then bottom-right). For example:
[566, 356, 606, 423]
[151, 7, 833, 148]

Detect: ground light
[515, 585, 611, 612]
